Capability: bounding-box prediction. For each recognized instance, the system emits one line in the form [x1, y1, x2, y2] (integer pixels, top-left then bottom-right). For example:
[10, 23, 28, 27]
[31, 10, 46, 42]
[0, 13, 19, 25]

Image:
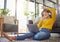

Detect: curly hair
[41, 9, 52, 18]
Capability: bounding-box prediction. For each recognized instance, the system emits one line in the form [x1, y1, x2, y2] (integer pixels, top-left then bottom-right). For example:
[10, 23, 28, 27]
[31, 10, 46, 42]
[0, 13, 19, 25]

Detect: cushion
[3, 23, 18, 32]
[56, 22, 60, 28]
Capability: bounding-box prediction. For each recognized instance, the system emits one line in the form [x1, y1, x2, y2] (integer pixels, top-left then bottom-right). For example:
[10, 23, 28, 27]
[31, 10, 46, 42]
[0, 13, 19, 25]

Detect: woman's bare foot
[3, 32, 16, 41]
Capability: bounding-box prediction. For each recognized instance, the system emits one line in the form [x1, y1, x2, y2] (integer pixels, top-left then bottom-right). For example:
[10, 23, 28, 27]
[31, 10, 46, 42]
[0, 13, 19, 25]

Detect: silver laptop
[27, 24, 39, 33]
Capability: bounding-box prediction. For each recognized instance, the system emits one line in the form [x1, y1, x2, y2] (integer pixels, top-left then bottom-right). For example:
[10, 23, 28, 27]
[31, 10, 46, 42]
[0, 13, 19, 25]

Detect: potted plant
[24, 11, 35, 20]
[24, 11, 35, 24]
[0, 9, 9, 17]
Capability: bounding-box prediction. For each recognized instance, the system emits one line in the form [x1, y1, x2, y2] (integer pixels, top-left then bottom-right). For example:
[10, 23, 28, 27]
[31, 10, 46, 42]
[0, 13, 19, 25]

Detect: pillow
[56, 22, 60, 28]
[4, 16, 15, 24]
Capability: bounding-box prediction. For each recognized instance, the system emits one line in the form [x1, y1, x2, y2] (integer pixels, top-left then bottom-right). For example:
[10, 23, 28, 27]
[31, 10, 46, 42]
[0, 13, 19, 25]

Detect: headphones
[41, 10, 52, 18]
[48, 12, 52, 18]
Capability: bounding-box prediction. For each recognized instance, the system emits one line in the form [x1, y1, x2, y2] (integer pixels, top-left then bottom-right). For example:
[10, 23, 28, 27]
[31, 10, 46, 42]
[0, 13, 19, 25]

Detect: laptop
[27, 24, 39, 33]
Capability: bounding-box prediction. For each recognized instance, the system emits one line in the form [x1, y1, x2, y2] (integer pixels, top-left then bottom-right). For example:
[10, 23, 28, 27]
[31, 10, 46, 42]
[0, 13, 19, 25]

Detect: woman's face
[43, 11, 50, 18]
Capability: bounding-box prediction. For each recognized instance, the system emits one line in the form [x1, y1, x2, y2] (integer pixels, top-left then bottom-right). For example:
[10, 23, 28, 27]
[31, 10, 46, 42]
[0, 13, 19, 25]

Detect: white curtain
[17, 0, 28, 33]
[6, 0, 15, 16]
[0, 0, 4, 8]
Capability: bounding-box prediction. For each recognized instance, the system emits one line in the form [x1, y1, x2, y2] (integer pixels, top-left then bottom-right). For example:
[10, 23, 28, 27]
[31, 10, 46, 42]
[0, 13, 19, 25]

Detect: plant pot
[0, 15, 7, 18]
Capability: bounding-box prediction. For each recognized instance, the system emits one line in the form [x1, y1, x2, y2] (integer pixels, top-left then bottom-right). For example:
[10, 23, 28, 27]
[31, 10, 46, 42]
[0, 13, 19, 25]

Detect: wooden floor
[0, 33, 60, 42]
[0, 37, 60, 42]
[13, 38, 60, 42]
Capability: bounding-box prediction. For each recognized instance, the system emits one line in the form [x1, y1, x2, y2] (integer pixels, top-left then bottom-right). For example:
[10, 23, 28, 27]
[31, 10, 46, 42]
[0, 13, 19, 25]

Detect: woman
[3, 8, 56, 41]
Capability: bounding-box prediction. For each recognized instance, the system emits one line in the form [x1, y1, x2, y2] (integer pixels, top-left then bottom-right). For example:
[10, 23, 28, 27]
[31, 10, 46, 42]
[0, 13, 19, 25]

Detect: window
[6, 0, 15, 16]
[39, 4, 43, 17]
[0, 0, 4, 9]
[54, 4, 57, 9]
[27, 2, 35, 20]
[28, 2, 35, 14]
[58, 0, 60, 14]
[17, 0, 29, 33]
[59, 0, 60, 4]
[45, 0, 54, 8]
[35, 4, 43, 23]
[36, 3, 39, 17]
[36, 0, 43, 4]
[51, 0, 57, 3]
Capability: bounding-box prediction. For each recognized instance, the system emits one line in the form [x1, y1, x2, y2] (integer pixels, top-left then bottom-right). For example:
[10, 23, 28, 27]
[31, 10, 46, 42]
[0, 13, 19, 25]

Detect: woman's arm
[37, 19, 43, 29]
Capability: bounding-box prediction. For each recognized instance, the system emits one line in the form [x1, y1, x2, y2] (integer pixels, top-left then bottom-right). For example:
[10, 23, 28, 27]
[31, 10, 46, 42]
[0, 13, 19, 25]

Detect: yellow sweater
[37, 8, 56, 30]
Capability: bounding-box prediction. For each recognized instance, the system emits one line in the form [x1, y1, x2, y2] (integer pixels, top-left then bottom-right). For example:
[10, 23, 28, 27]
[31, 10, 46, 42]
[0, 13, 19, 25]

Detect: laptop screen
[27, 24, 39, 33]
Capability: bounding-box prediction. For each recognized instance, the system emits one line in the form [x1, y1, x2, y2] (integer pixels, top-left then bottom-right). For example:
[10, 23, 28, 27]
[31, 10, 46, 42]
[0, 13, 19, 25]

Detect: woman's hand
[40, 17, 45, 20]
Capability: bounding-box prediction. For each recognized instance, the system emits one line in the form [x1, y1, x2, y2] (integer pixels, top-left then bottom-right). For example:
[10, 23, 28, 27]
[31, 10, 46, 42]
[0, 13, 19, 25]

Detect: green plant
[0, 9, 9, 15]
[24, 11, 34, 16]
[24, 12, 29, 16]
[24, 11, 35, 21]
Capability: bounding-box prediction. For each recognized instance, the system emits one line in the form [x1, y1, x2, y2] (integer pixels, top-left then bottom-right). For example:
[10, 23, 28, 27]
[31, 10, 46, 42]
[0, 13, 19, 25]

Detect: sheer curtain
[6, 0, 35, 33]
[39, 4, 43, 17]
[6, 0, 28, 33]
[6, 0, 15, 16]
[17, 0, 35, 33]
[17, 0, 28, 33]
[0, 0, 4, 8]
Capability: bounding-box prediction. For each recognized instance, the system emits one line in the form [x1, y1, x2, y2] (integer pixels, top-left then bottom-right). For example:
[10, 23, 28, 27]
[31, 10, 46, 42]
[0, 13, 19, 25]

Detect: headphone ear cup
[49, 13, 51, 15]
[49, 13, 52, 18]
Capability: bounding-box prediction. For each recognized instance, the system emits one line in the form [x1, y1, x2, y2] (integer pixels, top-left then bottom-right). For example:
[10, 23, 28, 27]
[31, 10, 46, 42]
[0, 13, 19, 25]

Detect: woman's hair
[41, 9, 52, 18]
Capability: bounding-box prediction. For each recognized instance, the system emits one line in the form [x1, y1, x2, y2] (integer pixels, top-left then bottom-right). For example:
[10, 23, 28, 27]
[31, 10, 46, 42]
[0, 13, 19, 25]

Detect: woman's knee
[33, 32, 50, 40]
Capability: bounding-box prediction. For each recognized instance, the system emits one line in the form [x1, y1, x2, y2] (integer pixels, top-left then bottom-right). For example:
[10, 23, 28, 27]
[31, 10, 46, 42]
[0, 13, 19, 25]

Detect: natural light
[0, 0, 43, 33]
[6, 0, 43, 33]
[0, 0, 4, 8]
[17, 0, 28, 33]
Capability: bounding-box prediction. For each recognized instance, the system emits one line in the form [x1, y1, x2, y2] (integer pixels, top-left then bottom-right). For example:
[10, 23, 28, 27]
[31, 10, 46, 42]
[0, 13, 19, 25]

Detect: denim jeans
[16, 28, 50, 40]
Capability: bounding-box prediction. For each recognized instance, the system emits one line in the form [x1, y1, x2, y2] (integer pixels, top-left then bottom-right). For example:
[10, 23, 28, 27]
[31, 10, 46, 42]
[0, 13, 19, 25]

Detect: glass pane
[35, 4, 43, 23]
[54, 4, 57, 9]
[59, 0, 60, 4]
[36, 4, 39, 16]
[17, 0, 29, 33]
[27, 1, 35, 20]
[30, 0, 35, 2]
[58, 0, 60, 13]
[36, 0, 43, 4]
[39, 4, 43, 18]
[6, 0, 15, 16]
[45, 0, 54, 8]
[0, 0, 4, 8]
[51, 0, 57, 3]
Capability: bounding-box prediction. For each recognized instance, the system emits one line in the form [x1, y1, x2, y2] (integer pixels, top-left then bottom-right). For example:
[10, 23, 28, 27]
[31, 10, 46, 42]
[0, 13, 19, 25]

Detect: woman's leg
[33, 28, 51, 40]
[16, 32, 35, 40]
[3, 32, 35, 41]
[3, 32, 16, 41]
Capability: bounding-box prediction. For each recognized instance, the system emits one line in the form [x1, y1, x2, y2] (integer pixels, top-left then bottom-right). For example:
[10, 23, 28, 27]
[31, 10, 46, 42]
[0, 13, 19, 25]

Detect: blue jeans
[16, 28, 50, 40]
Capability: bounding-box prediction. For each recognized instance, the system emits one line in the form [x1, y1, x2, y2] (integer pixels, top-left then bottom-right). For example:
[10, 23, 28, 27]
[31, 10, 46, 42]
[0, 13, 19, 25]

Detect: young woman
[3, 8, 56, 41]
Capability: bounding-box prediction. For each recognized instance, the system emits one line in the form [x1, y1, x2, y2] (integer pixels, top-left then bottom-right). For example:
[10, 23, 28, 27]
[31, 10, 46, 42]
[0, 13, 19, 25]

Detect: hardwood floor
[0, 37, 60, 42]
